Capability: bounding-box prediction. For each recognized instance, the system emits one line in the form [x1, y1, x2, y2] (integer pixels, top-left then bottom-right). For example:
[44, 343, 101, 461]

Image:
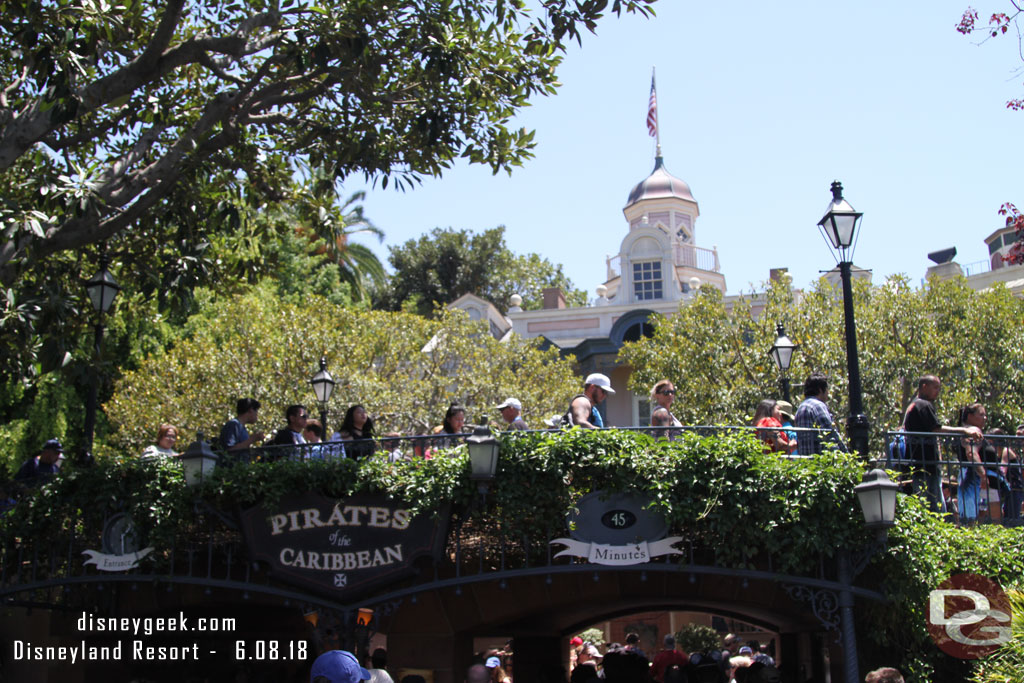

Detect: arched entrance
[375, 563, 877, 683]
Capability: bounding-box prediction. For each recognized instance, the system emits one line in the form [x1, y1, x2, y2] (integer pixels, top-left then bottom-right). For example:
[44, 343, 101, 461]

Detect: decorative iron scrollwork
[782, 583, 841, 643]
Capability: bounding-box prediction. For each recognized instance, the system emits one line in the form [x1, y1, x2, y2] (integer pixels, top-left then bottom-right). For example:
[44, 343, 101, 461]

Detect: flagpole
[647, 67, 661, 160]
[653, 67, 661, 157]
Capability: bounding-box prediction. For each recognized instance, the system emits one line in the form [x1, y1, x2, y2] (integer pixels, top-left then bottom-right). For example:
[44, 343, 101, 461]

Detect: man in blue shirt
[219, 398, 265, 461]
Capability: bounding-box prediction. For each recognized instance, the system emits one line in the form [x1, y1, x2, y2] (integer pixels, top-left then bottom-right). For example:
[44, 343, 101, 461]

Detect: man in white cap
[496, 398, 528, 431]
[311, 649, 371, 683]
[567, 373, 615, 429]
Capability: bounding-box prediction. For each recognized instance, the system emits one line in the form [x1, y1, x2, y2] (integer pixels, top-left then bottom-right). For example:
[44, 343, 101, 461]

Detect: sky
[347, 1, 1022, 299]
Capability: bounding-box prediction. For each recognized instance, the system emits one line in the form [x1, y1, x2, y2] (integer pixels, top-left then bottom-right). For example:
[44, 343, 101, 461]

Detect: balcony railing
[234, 424, 843, 463]
[605, 245, 722, 282]
[879, 429, 1024, 525]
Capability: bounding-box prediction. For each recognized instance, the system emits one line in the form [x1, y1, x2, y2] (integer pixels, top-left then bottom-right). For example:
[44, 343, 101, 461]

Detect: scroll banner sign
[82, 548, 154, 571]
[550, 492, 681, 566]
[81, 512, 155, 572]
[240, 494, 448, 599]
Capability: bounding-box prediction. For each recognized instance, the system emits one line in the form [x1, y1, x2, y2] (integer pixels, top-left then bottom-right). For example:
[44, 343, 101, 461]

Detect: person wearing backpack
[565, 373, 615, 429]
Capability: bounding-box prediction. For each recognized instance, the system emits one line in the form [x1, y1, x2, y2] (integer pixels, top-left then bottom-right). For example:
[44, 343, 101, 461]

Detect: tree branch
[0, 65, 29, 109]
[0, 8, 279, 172]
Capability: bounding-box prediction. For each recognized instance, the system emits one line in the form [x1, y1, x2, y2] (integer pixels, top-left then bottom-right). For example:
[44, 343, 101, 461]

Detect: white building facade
[495, 155, 728, 427]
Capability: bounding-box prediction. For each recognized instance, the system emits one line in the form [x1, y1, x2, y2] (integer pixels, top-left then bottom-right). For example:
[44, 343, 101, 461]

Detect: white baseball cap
[584, 373, 615, 394]
[495, 398, 522, 411]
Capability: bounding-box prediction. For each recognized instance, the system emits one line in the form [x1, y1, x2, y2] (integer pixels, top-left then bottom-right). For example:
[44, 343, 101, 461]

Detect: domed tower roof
[625, 156, 695, 207]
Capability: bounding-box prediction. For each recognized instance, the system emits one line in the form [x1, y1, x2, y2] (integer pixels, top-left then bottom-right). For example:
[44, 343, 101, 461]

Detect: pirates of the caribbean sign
[240, 494, 447, 598]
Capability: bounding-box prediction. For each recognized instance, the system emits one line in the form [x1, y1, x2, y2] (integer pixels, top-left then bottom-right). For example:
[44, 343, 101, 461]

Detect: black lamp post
[768, 322, 798, 403]
[817, 181, 869, 458]
[837, 469, 899, 683]
[82, 249, 121, 454]
[310, 357, 336, 436]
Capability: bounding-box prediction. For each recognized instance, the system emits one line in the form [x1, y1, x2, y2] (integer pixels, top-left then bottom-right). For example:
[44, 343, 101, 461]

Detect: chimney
[542, 287, 567, 310]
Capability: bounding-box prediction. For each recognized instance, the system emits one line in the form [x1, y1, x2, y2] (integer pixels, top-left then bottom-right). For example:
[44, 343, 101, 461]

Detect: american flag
[646, 76, 658, 138]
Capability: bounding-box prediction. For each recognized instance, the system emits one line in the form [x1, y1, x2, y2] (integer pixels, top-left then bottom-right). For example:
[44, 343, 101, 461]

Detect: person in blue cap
[15, 439, 64, 484]
[311, 650, 371, 683]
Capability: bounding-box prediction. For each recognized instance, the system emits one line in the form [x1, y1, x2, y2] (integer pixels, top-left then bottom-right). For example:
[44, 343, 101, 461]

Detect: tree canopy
[0, 0, 655, 283]
[103, 284, 579, 453]
[377, 225, 588, 315]
[619, 274, 1024, 448]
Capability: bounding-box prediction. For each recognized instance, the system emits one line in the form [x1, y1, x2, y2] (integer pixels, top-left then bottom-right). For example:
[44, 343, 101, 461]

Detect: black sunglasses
[658, 389, 676, 396]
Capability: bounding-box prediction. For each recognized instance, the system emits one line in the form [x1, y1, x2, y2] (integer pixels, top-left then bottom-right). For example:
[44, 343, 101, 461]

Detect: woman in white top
[141, 424, 180, 460]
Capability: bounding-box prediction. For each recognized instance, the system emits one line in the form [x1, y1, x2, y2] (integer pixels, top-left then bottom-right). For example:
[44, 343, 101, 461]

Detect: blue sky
[349, 1, 1021, 299]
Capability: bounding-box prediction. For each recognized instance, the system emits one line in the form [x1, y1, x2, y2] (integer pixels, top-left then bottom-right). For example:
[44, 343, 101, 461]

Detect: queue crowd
[12, 368, 1024, 522]
[307, 631, 906, 683]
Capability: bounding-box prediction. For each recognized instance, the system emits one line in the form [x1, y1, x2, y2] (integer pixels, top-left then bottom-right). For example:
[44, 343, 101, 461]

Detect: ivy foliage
[105, 286, 578, 453]
[971, 586, 1024, 683]
[2, 457, 192, 555]
[4, 430, 868, 572]
[620, 274, 1024, 450]
[860, 494, 1024, 682]
[5, 429, 1022, 683]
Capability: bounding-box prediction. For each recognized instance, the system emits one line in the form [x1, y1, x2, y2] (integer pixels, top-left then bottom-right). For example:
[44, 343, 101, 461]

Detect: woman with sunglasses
[650, 380, 682, 438]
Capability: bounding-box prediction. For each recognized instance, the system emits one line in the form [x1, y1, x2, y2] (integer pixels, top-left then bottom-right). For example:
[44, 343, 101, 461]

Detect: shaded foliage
[862, 494, 1024, 682]
[970, 586, 1024, 683]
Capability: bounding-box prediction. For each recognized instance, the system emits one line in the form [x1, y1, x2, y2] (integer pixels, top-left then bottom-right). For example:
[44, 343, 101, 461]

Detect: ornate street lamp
[310, 356, 336, 436]
[85, 257, 121, 315]
[466, 424, 500, 502]
[181, 433, 219, 488]
[817, 181, 869, 458]
[82, 248, 121, 454]
[854, 469, 899, 530]
[768, 322, 798, 403]
[837, 467, 899, 683]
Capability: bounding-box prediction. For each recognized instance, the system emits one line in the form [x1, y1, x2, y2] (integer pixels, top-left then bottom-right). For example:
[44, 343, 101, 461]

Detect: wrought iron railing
[879, 429, 1024, 525]
[241, 425, 843, 463]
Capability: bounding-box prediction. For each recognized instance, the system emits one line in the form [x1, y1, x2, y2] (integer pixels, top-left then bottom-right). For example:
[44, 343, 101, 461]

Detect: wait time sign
[240, 494, 448, 599]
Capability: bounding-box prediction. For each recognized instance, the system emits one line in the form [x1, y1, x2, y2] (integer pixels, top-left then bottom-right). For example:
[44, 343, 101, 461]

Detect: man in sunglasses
[270, 404, 309, 447]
